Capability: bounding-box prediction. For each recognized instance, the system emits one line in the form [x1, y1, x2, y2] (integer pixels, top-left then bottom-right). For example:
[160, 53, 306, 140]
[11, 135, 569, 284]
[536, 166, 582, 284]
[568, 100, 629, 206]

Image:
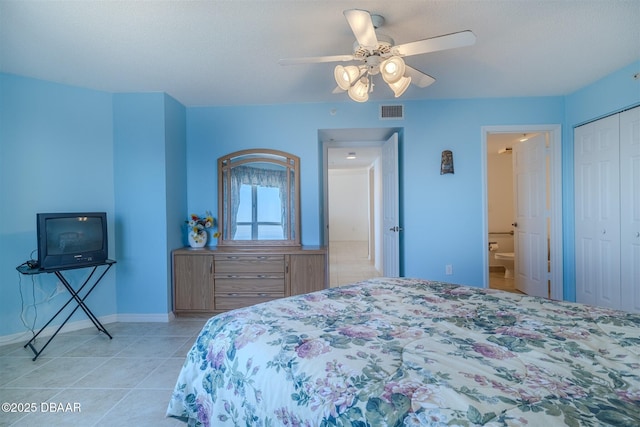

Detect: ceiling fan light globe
[381, 56, 406, 84]
[385, 61, 397, 73]
[389, 75, 411, 97]
[348, 79, 369, 102]
[334, 65, 350, 90]
[334, 65, 360, 91]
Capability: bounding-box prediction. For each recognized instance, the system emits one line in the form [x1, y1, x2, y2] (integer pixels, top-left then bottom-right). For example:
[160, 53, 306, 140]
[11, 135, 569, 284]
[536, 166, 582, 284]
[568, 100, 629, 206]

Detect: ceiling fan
[279, 9, 476, 102]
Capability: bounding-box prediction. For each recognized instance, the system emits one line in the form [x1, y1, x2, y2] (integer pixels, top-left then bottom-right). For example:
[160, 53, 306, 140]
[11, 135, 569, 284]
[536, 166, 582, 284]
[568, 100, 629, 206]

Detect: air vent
[380, 105, 404, 120]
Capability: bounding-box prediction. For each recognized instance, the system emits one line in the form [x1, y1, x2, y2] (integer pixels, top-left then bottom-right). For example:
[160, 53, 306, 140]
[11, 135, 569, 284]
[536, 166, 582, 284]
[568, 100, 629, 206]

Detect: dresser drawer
[214, 255, 285, 273]
[215, 295, 282, 311]
[215, 277, 285, 294]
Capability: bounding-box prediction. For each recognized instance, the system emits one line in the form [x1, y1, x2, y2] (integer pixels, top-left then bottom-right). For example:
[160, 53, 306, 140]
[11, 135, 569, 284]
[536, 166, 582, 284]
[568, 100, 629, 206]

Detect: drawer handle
[227, 293, 239, 296]
[257, 274, 268, 278]
[226, 256, 239, 259]
[226, 275, 239, 278]
[258, 293, 269, 297]
[257, 256, 268, 259]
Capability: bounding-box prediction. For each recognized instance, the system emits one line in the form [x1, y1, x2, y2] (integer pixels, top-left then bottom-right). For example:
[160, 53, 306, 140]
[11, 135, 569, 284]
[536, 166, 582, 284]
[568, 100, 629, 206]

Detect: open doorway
[320, 128, 401, 287]
[482, 125, 563, 300]
[327, 151, 382, 286]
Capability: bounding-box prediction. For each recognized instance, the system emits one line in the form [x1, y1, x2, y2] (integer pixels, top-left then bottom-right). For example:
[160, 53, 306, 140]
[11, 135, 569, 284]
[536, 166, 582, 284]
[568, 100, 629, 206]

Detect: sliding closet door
[620, 106, 640, 313]
[574, 114, 621, 309]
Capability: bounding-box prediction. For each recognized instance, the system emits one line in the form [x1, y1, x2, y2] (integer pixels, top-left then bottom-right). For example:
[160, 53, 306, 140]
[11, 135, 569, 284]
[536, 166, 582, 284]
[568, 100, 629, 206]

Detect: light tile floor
[0, 319, 208, 427]
[329, 241, 382, 287]
[329, 242, 522, 295]
[489, 269, 522, 294]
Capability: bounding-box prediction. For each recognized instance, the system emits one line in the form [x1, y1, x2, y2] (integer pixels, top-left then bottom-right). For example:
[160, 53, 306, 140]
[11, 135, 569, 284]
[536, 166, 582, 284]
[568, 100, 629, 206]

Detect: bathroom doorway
[482, 125, 563, 300]
[486, 133, 518, 292]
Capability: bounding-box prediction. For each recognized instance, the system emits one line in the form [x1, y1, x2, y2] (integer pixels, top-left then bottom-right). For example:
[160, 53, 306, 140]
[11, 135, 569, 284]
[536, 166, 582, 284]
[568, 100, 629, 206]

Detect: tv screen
[37, 212, 108, 270]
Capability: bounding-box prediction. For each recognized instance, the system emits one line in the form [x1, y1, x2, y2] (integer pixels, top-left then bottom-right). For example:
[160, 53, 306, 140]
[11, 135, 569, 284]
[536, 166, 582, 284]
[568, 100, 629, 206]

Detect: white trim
[0, 314, 118, 346]
[116, 312, 175, 323]
[0, 312, 176, 346]
[481, 125, 563, 301]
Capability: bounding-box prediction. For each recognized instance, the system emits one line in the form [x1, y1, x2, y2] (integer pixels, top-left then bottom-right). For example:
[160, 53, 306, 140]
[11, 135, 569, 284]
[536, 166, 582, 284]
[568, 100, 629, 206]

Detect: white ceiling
[487, 132, 539, 154]
[328, 146, 382, 170]
[1, 1, 639, 107]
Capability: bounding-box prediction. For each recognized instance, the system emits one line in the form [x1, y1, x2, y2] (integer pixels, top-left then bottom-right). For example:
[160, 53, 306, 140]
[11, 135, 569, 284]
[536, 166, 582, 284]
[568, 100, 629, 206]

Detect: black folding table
[16, 260, 116, 360]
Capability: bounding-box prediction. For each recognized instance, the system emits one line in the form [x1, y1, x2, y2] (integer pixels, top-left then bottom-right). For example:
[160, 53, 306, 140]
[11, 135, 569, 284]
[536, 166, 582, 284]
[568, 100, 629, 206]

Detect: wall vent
[380, 104, 404, 120]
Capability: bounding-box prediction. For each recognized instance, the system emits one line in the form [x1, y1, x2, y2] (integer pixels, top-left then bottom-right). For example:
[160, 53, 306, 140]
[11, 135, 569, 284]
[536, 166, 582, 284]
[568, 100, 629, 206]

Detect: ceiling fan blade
[405, 65, 436, 88]
[344, 9, 378, 49]
[332, 86, 345, 94]
[395, 30, 476, 57]
[279, 54, 355, 65]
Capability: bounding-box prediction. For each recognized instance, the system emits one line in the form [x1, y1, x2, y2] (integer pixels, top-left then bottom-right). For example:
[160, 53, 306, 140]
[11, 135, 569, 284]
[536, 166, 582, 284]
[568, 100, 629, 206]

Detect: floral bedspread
[167, 278, 640, 426]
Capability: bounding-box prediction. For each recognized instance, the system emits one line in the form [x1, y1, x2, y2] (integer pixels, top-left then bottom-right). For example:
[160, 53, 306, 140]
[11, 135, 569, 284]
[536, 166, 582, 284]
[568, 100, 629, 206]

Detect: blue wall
[0, 74, 117, 338]
[1, 60, 638, 338]
[186, 97, 565, 286]
[113, 92, 187, 316]
[164, 95, 188, 311]
[0, 76, 188, 338]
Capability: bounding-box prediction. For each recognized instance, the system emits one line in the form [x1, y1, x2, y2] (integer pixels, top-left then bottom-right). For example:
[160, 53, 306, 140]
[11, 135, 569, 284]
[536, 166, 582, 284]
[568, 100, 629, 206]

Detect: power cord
[21, 249, 39, 338]
[17, 269, 67, 330]
[18, 272, 37, 339]
[7, 249, 82, 346]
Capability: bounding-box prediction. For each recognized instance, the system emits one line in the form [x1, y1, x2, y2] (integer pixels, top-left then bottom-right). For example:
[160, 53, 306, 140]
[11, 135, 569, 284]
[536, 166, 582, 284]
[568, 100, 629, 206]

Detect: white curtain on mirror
[230, 165, 289, 239]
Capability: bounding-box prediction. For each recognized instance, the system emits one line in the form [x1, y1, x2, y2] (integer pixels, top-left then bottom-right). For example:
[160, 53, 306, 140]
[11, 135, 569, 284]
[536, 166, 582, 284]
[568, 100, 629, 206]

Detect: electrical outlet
[445, 264, 453, 275]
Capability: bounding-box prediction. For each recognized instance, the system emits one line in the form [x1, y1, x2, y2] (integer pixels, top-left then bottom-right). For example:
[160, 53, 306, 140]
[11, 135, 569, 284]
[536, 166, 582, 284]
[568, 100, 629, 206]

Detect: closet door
[574, 114, 621, 309]
[620, 106, 640, 313]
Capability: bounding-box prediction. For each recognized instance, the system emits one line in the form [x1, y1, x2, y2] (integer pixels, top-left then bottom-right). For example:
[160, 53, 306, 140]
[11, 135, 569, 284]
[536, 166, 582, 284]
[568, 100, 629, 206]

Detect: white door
[382, 133, 400, 277]
[620, 106, 640, 313]
[574, 114, 621, 309]
[512, 133, 549, 297]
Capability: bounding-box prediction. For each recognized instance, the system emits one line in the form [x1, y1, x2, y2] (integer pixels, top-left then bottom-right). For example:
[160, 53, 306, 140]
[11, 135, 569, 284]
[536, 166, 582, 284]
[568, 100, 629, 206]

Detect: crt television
[37, 212, 108, 270]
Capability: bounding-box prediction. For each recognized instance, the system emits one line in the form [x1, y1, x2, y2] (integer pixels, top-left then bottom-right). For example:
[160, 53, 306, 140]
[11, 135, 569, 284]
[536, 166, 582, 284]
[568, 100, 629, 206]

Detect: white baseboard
[0, 312, 175, 347]
[116, 312, 175, 323]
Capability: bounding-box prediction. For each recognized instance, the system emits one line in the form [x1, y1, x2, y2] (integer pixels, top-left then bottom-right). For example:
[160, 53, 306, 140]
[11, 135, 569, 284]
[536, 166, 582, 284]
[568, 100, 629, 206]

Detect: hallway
[329, 241, 381, 287]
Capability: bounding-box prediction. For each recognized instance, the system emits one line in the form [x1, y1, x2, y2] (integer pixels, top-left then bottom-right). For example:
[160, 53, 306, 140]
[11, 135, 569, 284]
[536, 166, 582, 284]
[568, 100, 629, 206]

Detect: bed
[167, 277, 640, 426]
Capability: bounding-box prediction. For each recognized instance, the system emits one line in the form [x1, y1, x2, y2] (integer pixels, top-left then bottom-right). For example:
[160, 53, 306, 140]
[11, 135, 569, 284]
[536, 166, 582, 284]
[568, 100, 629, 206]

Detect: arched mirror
[218, 149, 300, 246]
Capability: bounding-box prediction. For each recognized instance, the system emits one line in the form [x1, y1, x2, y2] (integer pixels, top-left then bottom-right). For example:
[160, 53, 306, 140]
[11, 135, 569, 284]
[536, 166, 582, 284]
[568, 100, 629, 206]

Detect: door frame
[321, 134, 400, 280]
[481, 125, 563, 300]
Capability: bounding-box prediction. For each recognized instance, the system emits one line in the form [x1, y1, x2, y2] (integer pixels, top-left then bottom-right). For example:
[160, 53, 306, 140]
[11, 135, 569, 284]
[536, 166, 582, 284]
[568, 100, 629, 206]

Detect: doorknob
[511, 222, 518, 227]
[389, 226, 403, 232]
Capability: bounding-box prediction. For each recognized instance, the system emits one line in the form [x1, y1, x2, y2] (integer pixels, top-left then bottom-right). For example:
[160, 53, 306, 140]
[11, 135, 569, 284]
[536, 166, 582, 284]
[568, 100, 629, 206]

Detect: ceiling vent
[380, 105, 404, 120]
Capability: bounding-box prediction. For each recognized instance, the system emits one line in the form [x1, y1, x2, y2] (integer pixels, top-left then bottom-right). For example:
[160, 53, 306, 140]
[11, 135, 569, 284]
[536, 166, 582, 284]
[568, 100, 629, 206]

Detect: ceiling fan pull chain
[351, 68, 368, 87]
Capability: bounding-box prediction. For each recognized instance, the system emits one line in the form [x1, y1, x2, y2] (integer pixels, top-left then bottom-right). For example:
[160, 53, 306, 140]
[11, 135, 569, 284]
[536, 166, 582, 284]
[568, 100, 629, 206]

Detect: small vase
[188, 230, 208, 248]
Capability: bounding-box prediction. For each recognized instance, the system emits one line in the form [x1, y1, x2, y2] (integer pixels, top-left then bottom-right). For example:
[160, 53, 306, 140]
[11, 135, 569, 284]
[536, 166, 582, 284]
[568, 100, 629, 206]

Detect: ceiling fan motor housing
[353, 33, 394, 60]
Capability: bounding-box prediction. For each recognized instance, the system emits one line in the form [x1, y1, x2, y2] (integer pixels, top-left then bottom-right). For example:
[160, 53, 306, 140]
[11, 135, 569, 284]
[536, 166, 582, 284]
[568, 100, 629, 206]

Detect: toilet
[494, 252, 514, 278]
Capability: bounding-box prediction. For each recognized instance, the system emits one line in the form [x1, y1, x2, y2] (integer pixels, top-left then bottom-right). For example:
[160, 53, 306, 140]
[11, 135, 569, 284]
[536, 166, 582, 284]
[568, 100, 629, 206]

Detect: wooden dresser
[172, 246, 327, 315]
